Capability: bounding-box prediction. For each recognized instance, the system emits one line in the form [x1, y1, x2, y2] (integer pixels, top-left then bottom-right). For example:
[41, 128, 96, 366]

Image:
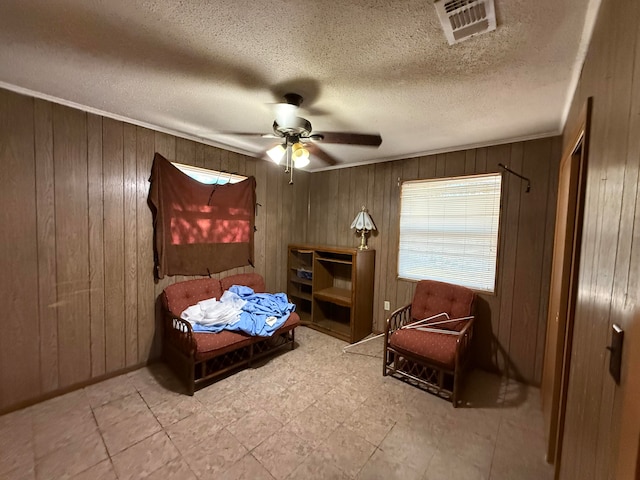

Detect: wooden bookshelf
[287, 244, 375, 343]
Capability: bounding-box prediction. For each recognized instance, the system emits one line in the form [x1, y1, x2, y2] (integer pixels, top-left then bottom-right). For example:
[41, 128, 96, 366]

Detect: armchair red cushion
[411, 279, 475, 331]
[389, 329, 458, 369]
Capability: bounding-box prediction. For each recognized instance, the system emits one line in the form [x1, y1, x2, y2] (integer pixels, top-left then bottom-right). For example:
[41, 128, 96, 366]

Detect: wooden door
[541, 99, 591, 467]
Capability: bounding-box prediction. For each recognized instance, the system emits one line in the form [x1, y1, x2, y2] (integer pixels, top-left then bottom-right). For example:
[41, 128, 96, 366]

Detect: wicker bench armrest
[163, 312, 197, 357]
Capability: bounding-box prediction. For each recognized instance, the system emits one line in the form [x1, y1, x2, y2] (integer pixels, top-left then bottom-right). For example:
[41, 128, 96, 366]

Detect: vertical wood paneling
[123, 124, 138, 366]
[494, 143, 521, 373]
[0, 89, 311, 412]
[0, 91, 40, 405]
[53, 105, 91, 387]
[87, 113, 105, 377]
[103, 118, 126, 372]
[34, 99, 59, 392]
[136, 127, 155, 362]
[559, 0, 640, 476]
[510, 139, 553, 382]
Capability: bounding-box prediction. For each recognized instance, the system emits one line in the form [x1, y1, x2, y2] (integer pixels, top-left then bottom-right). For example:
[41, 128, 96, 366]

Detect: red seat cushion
[193, 312, 300, 360]
[389, 328, 459, 370]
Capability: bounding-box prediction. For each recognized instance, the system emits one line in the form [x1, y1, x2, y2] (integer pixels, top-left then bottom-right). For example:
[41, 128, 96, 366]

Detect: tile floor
[0, 327, 553, 480]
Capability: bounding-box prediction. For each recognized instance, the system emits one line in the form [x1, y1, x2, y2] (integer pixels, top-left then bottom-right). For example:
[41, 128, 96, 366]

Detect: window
[172, 162, 246, 185]
[398, 173, 502, 293]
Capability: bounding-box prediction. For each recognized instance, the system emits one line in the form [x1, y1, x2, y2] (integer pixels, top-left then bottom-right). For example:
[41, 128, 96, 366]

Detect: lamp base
[358, 230, 369, 250]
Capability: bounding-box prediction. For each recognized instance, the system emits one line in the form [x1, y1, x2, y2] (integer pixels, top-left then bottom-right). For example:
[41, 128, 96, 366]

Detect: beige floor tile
[165, 410, 225, 452]
[145, 457, 197, 480]
[150, 394, 204, 428]
[356, 448, 424, 480]
[6, 329, 552, 480]
[315, 426, 377, 478]
[243, 379, 288, 406]
[111, 431, 179, 480]
[33, 407, 98, 459]
[378, 423, 438, 473]
[182, 428, 248, 479]
[201, 392, 253, 427]
[269, 382, 318, 424]
[224, 454, 276, 480]
[3, 465, 35, 480]
[315, 384, 368, 423]
[252, 429, 315, 480]
[101, 408, 162, 455]
[83, 375, 138, 408]
[35, 429, 107, 480]
[438, 429, 495, 472]
[195, 376, 243, 404]
[145, 457, 198, 480]
[0, 424, 33, 476]
[284, 404, 340, 449]
[70, 459, 118, 480]
[286, 450, 350, 480]
[92, 392, 149, 430]
[344, 407, 396, 447]
[28, 390, 90, 425]
[423, 450, 489, 480]
[227, 408, 283, 450]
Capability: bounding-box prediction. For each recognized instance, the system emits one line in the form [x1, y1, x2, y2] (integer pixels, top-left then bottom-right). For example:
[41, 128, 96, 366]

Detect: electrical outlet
[384, 301, 390, 311]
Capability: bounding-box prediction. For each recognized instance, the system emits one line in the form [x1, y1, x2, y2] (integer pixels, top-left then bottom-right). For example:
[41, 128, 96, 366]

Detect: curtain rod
[498, 163, 531, 193]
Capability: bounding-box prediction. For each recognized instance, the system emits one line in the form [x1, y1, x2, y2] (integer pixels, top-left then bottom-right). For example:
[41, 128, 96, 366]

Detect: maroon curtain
[148, 153, 256, 279]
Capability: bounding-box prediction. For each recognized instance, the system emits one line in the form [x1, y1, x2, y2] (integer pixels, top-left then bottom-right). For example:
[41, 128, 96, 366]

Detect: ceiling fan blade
[221, 132, 280, 139]
[310, 132, 382, 147]
[306, 143, 338, 166]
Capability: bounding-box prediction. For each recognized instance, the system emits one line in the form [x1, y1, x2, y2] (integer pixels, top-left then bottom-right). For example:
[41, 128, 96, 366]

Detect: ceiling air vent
[434, 0, 496, 45]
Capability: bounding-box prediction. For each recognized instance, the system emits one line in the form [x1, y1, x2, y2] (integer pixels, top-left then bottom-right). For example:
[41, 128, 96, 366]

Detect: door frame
[541, 97, 592, 473]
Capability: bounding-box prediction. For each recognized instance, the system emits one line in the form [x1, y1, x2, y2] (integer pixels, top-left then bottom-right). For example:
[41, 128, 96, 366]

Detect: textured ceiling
[0, 0, 598, 171]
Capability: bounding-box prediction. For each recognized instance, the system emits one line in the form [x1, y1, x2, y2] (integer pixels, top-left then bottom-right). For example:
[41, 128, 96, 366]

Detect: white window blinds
[398, 173, 502, 293]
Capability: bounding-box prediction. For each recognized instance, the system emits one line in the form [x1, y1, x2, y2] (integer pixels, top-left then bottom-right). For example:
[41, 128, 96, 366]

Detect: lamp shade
[350, 206, 376, 231]
[266, 144, 286, 164]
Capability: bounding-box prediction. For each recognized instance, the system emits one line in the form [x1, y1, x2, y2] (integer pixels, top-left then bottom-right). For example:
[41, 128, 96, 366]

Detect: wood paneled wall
[559, 0, 640, 478]
[0, 88, 308, 412]
[306, 138, 562, 384]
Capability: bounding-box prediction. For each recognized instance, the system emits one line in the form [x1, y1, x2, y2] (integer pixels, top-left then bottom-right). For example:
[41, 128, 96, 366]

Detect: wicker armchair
[383, 279, 476, 406]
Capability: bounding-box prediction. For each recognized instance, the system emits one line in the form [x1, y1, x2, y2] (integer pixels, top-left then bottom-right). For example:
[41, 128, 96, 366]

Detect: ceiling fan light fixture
[266, 144, 286, 164]
[274, 103, 298, 128]
[291, 142, 310, 168]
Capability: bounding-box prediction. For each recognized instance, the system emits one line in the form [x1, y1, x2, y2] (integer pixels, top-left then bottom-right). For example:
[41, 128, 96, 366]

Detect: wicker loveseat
[383, 279, 476, 406]
[161, 273, 299, 394]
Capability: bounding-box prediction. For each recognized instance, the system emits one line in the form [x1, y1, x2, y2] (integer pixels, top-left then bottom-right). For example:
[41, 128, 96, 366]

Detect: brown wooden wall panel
[135, 127, 156, 362]
[87, 113, 105, 377]
[306, 137, 561, 384]
[123, 124, 138, 366]
[34, 99, 59, 392]
[0, 91, 40, 406]
[559, 0, 640, 477]
[0, 88, 307, 412]
[102, 118, 126, 372]
[53, 104, 91, 388]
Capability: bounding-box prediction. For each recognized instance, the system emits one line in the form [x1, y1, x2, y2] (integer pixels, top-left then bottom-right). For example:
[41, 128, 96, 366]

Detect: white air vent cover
[435, 0, 497, 45]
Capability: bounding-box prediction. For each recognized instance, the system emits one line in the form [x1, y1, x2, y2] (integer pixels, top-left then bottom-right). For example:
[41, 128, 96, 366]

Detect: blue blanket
[192, 285, 295, 336]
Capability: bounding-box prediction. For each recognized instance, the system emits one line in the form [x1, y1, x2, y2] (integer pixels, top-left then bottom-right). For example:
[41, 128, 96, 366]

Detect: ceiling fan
[228, 93, 382, 182]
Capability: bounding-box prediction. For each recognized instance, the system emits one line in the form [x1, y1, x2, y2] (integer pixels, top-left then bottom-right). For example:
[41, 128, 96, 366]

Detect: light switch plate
[608, 324, 624, 385]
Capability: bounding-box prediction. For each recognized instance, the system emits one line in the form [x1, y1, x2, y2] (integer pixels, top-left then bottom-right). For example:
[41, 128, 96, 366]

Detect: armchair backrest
[411, 280, 476, 331]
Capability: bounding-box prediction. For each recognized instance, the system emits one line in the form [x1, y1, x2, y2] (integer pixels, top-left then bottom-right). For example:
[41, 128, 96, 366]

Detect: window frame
[171, 162, 247, 185]
[396, 172, 504, 294]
